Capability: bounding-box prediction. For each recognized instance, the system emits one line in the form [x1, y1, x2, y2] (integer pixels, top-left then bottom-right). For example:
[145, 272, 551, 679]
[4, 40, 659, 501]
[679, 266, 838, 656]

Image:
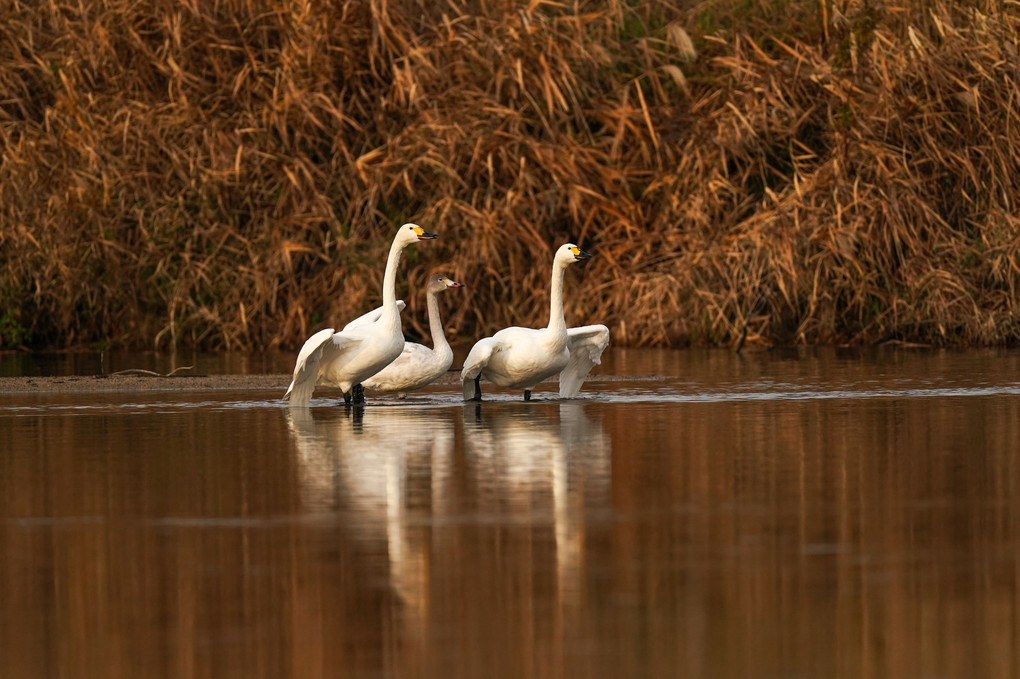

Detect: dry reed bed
[1, 0, 1019, 350]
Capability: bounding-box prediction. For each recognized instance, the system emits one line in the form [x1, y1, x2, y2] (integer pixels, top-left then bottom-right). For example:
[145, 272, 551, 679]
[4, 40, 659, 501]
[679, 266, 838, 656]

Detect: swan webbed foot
[524, 389, 532, 402]
[352, 383, 366, 405]
[470, 375, 482, 402]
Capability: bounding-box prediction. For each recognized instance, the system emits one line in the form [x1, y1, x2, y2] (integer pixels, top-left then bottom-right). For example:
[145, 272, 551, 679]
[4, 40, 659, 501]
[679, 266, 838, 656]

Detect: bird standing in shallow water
[284, 223, 437, 407]
[362, 273, 464, 397]
[461, 243, 609, 402]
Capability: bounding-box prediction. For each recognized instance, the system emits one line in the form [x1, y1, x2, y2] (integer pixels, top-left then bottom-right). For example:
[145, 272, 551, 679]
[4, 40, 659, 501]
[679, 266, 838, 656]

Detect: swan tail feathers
[285, 374, 318, 407]
[460, 337, 495, 400]
[285, 328, 336, 406]
[462, 377, 477, 401]
[560, 324, 610, 398]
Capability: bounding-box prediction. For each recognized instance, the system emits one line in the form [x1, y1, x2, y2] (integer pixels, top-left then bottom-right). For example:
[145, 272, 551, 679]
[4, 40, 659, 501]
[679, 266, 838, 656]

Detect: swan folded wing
[340, 301, 406, 332]
[363, 342, 439, 392]
[285, 329, 360, 406]
[460, 337, 497, 399]
[559, 324, 610, 398]
[397, 341, 451, 376]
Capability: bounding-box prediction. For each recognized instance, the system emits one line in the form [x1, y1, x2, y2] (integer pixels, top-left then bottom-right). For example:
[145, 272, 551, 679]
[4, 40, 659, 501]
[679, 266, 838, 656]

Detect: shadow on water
[2, 348, 1020, 678]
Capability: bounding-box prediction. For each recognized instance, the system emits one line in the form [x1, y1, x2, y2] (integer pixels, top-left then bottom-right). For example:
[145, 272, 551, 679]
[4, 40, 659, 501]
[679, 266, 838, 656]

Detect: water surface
[2, 348, 1020, 678]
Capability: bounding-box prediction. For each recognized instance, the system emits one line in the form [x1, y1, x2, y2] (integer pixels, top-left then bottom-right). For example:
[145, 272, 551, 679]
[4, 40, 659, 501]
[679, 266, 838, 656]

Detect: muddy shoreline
[0, 374, 291, 394]
[0, 371, 467, 394]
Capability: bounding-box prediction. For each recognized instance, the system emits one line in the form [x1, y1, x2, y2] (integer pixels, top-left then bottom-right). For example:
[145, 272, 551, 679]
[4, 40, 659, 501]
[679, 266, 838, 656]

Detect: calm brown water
[2, 347, 1020, 678]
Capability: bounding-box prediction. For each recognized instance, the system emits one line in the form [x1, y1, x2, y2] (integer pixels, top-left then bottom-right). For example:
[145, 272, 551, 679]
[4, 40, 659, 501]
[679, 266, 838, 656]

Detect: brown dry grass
[2, 0, 1019, 350]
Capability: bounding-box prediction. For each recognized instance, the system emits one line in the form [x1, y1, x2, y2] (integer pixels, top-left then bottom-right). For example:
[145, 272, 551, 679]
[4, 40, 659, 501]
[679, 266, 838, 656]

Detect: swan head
[426, 273, 464, 294]
[556, 243, 592, 265]
[396, 223, 438, 245]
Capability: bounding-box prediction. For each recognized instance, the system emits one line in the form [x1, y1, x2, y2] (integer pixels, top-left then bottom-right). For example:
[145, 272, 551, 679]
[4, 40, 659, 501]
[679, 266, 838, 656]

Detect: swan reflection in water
[286, 400, 611, 628]
[461, 401, 611, 604]
[287, 404, 454, 630]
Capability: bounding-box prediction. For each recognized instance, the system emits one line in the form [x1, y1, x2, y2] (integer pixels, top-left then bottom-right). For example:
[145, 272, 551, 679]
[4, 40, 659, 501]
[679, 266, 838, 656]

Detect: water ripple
[4, 380, 1020, 415]
[607, 382, 1020, 404]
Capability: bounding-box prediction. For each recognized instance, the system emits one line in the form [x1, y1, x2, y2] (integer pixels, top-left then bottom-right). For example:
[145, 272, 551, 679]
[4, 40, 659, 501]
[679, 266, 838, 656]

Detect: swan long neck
[381, 237, 405, 321]
[426, 291, 450, 352]
[547, 258, 568, 334]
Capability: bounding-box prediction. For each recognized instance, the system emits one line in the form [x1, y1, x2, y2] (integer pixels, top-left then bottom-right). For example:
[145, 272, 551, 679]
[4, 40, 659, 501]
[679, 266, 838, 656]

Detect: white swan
[284, 223, 437, 406]
[362, 273, 464, 397]
[461, 243, 609, 401]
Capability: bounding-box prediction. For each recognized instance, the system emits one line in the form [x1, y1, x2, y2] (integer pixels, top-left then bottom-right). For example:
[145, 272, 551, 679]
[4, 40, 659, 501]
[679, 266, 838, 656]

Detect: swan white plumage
[284, 223, 437, 406]
[461, 243, 609, 401]
[362, 273, 464, 397]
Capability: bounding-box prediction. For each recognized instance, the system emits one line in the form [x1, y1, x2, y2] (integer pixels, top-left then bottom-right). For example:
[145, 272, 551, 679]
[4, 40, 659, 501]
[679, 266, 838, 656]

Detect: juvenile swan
[284, 223, 437, 406]
[363, 273, 465, 397]
[461, 244, 609, 401]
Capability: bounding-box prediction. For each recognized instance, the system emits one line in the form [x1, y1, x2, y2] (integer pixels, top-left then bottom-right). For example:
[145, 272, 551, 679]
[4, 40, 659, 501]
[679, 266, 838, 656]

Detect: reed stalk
[2, 1, 1018, 350]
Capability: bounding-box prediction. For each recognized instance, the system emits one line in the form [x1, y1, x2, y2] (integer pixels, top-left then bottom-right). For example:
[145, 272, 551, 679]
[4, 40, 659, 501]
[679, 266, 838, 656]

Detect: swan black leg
[343, 391, 352, 406]
[524, 389, 532, 402]
[352, 383, 365, 405]
[471, 375, 482, 402]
